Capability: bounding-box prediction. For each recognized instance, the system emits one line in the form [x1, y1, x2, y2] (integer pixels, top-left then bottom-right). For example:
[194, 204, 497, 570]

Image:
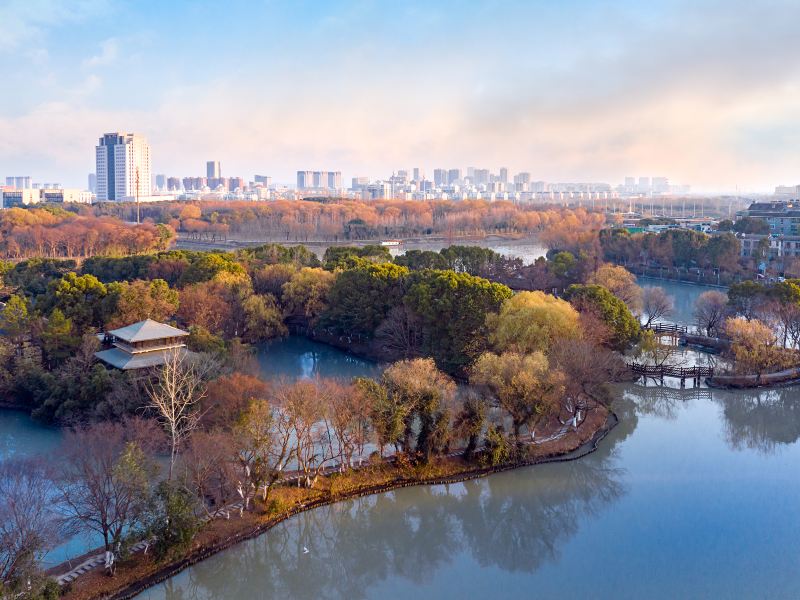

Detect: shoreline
[174, 232, 540, 252]
[60, 410, 617, 600]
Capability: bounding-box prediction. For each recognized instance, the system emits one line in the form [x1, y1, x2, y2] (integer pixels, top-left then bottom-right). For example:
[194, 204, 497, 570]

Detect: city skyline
[1, 0, 799, 192]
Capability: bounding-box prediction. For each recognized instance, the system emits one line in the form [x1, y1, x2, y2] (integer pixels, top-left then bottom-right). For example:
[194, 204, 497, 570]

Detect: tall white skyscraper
[95, 132, 152, 201]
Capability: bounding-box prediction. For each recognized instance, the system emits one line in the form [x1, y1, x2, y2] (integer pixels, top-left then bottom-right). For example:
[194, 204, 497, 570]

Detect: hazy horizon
[1, 0, 798, 193]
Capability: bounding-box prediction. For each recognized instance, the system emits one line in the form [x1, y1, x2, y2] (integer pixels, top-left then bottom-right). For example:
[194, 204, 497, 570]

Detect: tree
[147, 349, 208, 480]
[240, 293, 287, 343]
[279, 380, 336, 488]
[728, 281, 764, 320]
[327, 381, 372, 470]
[486, 291, 582, 354]
[356, 377, 406, 458]
[453, 395, 487, 460]
[202, 373, 269, 430]
[252, 263, 297, 296]
[767, 281, 800, 347]
[471, 351, 564, 447]
[56, 422, 156, 553]
[44, 272, 109, 331]
[39, 308, 79, 368]
[732, 217, 770, 234]
[381, 358, 456, 461]
[105, 279, 179, 329]
[564, 284, 640, 350]
[394, 250, 447, 271]
[234, 398, 294, 502]
[0, 458, 63, 595]
[0, 294, 31, 350]
[280, 267, 335, 323]
[694, 290, 729, 336]
[142, 481, 200, 561]
[403, 270, 513, 373]
[641, 286, 674, 327]
[180, 430, 238, 517]
[724, 317, 790, 379]
[550, 337, 625, 412]
[321, 261, 408, 338]
[588, 264, 642, 313]
[323, 245, 392, 270]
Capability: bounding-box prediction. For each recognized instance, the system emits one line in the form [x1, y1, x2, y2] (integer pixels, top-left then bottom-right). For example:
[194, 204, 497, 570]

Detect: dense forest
[0, 206, 174, 259]
[90, 199, 606, 245]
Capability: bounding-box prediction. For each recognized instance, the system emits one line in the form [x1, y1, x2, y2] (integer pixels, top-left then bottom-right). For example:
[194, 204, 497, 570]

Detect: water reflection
[144, 417, 629, 600]
[626, 381, 800, 455]
[716, 388, 800, 454]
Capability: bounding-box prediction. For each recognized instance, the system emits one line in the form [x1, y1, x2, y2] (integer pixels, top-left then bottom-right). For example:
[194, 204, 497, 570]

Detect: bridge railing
[644, 322, 688, 335]
[626, 361, 714, 379]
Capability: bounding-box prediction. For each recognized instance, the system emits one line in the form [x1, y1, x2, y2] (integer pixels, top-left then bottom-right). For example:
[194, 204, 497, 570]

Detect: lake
[137, 382, 800, 599]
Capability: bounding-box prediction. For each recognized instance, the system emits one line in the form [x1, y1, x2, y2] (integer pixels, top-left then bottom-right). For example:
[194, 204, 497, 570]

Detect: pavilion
[95, 319, 190, 370]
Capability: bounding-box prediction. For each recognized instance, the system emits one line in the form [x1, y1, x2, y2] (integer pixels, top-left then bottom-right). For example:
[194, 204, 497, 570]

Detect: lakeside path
[55, 407, 615, 600]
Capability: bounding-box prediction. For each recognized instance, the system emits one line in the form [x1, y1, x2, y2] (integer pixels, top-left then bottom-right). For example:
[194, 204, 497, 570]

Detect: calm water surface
[138, 382, 800, 599]
[0, 337, 378, 566]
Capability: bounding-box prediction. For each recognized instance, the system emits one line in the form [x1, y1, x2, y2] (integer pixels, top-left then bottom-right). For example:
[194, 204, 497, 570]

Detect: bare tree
[280, 380, 336, 488]
[327, 381, 372, 471]
[641, 286, 674, 328]
[147, 349, 209, 480]
[375, 305, 422, 359]
[234, 398, 295, 503]
[0, 458, 63, 592]
[694, 290, 729, 336]
[180, 430, 238, 518]
[56, 423, 156, 553]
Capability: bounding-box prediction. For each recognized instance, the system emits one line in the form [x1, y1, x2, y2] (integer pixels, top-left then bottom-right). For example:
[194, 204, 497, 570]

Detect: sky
[0, 0, 799, 192]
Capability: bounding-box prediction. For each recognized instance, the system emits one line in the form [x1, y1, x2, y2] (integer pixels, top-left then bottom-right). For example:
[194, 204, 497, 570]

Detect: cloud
[83, 38, 118, 68]
[0, 0, 110, 52]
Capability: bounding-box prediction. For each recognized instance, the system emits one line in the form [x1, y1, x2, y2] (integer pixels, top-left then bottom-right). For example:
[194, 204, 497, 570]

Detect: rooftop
[108, 319, 189, 343]
[95, 346, 189, 370]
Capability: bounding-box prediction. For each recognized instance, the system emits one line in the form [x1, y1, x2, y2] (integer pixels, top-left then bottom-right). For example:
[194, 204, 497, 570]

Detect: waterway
[138, 382, 800, 599]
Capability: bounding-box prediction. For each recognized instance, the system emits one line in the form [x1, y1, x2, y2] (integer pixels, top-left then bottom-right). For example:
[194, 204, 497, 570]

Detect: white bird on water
[303, 546, 309, 555]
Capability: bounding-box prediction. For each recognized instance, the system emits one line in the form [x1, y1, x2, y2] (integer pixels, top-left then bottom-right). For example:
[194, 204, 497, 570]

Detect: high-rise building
[473, 169, 490, 185]
[638, 177, 651, 192]
[228, 177, 245, 191]
[297, 171, 312, 189]
[5, 176, 31, 189]
[413, 167, 421, 182]
[433, 169, 448, 186]
[351, 177, 369, 191]
[447, 169, 461, 184]
[254, 175, 271, 186]
[95, 132, 152, 201]
[154, 174, 167, 191]
[88, 173, 97, 193]
[297, 170, 341, 190]
[327, 171, 342, 189]
[167, 177, 181, 191]
[206, 161, 221, 179]
[499, 167, 508, 183]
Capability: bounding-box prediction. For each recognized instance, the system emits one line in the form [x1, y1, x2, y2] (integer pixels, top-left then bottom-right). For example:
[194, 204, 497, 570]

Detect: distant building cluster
[345, 168, 690, 202]
[0, 186, 92, 208]
[1, 130, 700, 208]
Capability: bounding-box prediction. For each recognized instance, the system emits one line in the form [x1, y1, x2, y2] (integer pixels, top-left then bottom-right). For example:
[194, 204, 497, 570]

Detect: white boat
[380, 240, 401, 247]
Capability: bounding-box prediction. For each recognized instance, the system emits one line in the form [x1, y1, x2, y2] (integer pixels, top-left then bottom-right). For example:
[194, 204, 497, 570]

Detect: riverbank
[56, 407, 615, 600]
[175, 232, 533, 252]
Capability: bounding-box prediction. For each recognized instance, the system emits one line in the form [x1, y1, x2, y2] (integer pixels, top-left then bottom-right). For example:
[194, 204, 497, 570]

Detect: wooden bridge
[627, 361, 713, 387]
[644, 322, 688, 336]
